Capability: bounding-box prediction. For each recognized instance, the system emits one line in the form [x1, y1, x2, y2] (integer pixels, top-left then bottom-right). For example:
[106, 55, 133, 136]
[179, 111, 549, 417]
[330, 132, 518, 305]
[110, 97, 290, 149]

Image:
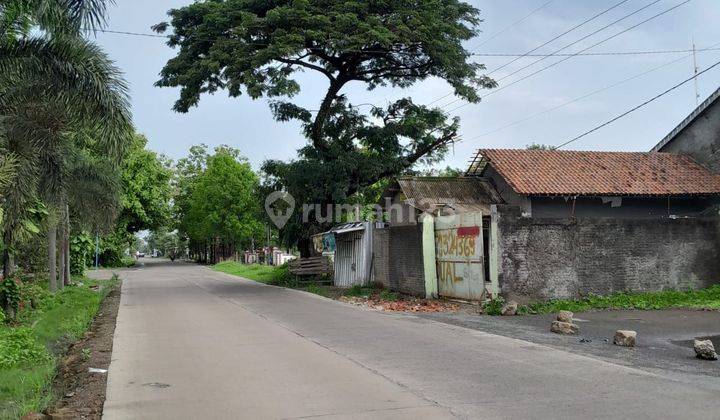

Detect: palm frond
[0, 35, 133, 160]
[1, 0, 115, 38]
[0, 151, 18, 193]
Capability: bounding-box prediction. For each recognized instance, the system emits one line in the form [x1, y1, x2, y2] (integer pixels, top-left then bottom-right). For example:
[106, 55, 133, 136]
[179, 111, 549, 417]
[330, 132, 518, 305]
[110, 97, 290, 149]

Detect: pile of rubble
[339, 295, 460, 313]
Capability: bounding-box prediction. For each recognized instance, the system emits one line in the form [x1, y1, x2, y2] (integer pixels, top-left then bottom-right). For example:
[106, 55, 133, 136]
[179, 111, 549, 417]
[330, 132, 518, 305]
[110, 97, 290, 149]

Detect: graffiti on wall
[434, 213, 485, 300]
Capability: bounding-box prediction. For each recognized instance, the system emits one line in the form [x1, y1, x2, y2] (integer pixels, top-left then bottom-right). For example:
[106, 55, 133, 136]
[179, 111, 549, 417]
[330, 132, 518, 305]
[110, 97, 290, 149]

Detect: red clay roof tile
[474, 149, 720, 196]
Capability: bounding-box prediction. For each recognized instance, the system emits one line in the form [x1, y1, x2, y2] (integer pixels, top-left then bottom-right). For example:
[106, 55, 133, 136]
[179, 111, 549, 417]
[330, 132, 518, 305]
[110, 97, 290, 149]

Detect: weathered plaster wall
[388, 224, 426, 296]
[372, 228, 390, 287]
[657, 99, 720, 173]
[496, 206, 720, 302]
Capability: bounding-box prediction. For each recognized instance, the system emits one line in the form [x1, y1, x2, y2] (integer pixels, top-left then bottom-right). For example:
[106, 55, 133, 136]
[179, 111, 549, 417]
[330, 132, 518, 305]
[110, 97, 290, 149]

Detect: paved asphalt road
[101, 261, 720, 419]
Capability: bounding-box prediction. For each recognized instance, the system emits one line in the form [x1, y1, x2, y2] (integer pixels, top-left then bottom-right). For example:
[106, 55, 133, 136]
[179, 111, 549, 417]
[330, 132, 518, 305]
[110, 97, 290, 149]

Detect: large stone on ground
[613, 330, 637, 347]
[694, 339, 718, 360]
[551, 320, 579, 335]
[501, 301, 518, 316]
[556, 310, 574, 323]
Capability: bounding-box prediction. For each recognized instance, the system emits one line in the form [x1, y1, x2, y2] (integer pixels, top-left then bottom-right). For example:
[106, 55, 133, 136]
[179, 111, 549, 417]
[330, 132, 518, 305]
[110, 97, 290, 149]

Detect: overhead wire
[553, 58, 720, 150]
[425, 0, 633, 107]
[460, 42, 720, 144]
[444, 0, 693, 113]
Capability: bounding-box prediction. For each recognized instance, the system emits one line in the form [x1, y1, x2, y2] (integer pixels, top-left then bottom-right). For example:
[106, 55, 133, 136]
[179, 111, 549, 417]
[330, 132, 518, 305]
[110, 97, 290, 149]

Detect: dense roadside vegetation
[0, 1, 172, 417]
[0, 276, 117, 418]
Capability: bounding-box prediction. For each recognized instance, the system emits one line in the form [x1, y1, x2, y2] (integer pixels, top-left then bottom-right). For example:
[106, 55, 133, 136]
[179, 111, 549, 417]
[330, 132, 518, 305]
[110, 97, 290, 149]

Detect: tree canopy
[117, 134, 173, 234]
[157, 0, 496, 253]
[173, 145, 264, 263]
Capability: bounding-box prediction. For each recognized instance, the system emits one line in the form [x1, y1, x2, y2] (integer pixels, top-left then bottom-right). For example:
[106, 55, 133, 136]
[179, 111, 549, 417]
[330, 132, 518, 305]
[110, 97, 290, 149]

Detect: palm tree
[0, 0, 131, 292]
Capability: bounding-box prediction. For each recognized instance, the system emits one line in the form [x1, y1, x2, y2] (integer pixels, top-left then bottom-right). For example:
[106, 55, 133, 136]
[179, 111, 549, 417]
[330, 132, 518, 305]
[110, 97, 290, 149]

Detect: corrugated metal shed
[328, 222, 384, 287]
[387, 177, 503, 215]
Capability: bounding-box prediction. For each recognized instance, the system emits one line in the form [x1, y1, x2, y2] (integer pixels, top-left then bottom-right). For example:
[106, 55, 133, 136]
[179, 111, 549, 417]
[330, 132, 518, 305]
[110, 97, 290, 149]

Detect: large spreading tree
[156, 0, 495, 254]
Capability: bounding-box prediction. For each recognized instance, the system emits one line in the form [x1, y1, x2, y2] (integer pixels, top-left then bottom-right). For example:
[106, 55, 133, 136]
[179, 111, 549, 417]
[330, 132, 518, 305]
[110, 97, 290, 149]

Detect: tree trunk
[64, 205, 71, 285]
[2, 228, 13, 279]
[59, 237, 66, 289]
[48, 222, 58, 292]
[1, 228, 13, 315]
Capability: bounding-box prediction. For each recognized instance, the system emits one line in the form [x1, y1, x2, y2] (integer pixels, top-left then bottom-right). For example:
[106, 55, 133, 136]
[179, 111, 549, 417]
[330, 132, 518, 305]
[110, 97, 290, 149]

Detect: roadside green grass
[525, 285, 720, 314]
[212, 261, 287, 284]
[0, 276, 118, 418]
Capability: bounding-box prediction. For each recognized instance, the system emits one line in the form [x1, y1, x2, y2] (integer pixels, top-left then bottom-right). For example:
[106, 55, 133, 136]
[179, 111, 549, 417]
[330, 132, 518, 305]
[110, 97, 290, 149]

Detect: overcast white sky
[89, 0, 720, 171]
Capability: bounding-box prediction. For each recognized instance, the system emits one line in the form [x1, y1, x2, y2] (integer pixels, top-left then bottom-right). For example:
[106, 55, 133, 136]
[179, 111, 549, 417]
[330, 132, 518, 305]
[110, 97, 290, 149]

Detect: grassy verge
[212, 262, 288, 284]
[212, 261, 337, 297]
[521, 285, 720, 314]
[0, 276, 118, 418]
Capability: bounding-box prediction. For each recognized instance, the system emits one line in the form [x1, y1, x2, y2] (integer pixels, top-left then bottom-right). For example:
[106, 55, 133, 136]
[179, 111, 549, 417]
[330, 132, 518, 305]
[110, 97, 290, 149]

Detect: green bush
[525, 285, 720, 314]
[0, 307, 5, 324]
[0, 328, 51, 369]
[305, 284, 329, 297]
[379, 290, 400, 301]
[345, 284, 372, 297]
[484, 297, 505, 316]
[1, 277, 21, 316]
[70, 233, 95, 275]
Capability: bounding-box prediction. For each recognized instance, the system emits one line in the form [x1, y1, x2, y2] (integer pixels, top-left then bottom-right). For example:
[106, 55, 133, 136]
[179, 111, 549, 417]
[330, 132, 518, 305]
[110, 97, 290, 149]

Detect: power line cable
[494, 0, 660, 83]
[445, 0, 692, 113]
[553, 58, 720, 150]
[425, 0, 632, 107]
[472, 47, 720, 57]
[489, 0, 633, 76]
[461, 43, 720, 143]
[471, 0, 555, 49]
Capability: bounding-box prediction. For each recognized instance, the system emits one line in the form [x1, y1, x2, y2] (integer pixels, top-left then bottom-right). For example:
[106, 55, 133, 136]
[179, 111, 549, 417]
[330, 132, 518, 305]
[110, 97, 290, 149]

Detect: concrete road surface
[101, 261, 720, 419]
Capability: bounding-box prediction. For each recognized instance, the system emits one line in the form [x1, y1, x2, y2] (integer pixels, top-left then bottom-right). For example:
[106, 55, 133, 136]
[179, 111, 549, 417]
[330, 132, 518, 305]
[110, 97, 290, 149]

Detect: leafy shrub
[379, 290, 400, 301]
[345, 284, 372, 297]
[1, 276, 21, 315]
[0, 328, 50, 369]
[305, 284, 328, 297]
[484, 297, 505, 316]
[19, 282, 51, 310]
[70, 233, 95, 275]
[525, 285, 720, 314]
[0, 307, 5, 324]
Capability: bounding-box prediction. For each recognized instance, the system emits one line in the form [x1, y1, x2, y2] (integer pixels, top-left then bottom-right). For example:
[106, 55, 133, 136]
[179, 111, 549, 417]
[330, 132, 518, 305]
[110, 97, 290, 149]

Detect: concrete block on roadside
[501, 301, 518, 316]
[551, 320, 579, 335]
[557, 310, 574, 323]
[694, 339, 718, 360]
[613, 330, 637, 347]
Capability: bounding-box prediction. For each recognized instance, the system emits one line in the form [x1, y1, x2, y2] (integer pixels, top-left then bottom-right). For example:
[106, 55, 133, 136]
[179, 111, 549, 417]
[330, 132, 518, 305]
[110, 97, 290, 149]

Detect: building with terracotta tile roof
[467, 148, 720, 218]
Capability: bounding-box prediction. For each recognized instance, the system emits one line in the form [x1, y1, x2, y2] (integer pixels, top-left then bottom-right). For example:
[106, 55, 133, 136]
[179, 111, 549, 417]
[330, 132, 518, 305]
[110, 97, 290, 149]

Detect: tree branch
[276, 58, 335, 81]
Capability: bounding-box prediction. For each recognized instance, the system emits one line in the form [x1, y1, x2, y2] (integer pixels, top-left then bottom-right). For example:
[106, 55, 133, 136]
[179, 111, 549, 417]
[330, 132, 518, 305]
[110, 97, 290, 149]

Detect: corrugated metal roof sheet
[474, 149, 720, 196]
